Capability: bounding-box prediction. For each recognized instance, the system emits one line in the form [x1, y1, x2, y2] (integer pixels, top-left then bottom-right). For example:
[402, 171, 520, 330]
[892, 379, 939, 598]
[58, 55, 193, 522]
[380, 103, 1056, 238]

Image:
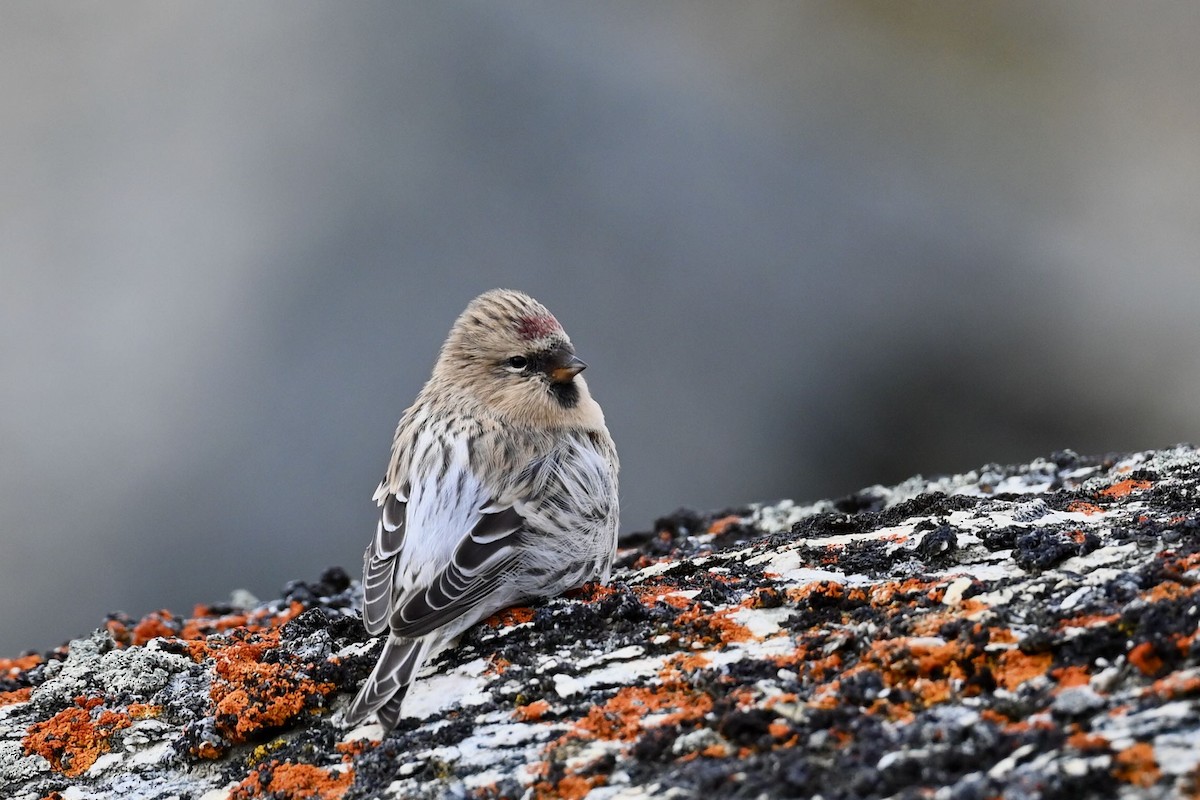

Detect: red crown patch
[516, 314, 562, 342]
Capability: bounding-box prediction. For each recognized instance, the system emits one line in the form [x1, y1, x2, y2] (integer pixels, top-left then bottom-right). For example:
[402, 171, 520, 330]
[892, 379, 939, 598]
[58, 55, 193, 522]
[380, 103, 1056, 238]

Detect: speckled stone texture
[3, 446, 1199, 799]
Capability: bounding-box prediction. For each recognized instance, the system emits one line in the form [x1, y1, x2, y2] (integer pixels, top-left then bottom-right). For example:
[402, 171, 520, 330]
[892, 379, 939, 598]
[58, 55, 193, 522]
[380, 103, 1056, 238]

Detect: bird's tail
[344, 636, 429, 731]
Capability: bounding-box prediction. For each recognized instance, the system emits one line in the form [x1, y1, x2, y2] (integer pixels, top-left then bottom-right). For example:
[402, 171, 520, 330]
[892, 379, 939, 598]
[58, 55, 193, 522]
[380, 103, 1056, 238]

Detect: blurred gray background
[3, 2, 1199, 655]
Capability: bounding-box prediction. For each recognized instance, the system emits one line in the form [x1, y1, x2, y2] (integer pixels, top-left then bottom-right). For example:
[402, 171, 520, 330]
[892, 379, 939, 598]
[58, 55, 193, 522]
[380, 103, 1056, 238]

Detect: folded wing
[388, 505, 524, 638]
[361, 491, 408, 635]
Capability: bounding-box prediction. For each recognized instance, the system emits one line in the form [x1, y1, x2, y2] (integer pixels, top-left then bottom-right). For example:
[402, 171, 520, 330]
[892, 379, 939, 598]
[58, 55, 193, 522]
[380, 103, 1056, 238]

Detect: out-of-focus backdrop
[4, 2, 1199, 655]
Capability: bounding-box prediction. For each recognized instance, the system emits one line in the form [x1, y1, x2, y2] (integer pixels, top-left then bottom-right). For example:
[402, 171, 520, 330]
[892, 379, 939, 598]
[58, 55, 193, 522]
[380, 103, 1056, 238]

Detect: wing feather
[343, 636, 426, 727]
[361, 489, 410, 636]
[378, 493, 406, 554]
[361, 524, 398, 635]
[387, 506, 525, 638]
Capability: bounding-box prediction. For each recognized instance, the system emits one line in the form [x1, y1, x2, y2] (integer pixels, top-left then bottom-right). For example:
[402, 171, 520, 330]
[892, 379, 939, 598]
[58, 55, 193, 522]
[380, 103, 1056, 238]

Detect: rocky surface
[3, 446, 1200, 799]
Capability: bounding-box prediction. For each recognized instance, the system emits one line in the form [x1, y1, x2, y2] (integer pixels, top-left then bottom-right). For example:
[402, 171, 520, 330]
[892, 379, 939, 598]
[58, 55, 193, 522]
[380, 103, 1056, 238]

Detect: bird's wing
[362, 427, 535, 640]
[361, 491, 407, 635]
[386, 503, 524, 638]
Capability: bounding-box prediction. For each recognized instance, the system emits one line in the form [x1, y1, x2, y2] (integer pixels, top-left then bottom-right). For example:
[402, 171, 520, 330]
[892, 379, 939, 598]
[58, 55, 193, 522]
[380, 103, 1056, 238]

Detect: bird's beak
[548, 354, 587, 384]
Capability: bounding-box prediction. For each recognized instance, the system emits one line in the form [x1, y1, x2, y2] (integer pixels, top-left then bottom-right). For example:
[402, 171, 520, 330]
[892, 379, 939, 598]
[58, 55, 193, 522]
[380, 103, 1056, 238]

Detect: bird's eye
[505, 355, 529, 371]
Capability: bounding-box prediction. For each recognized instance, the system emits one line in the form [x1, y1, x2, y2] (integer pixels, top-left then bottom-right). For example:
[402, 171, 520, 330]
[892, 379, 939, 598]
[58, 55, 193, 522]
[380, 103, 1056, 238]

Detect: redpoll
[344, 289, 620, 731]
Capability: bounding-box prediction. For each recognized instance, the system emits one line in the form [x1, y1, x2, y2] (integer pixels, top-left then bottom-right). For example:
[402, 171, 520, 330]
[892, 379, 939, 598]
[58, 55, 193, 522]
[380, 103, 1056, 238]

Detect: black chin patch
[550, 380, 580, 408]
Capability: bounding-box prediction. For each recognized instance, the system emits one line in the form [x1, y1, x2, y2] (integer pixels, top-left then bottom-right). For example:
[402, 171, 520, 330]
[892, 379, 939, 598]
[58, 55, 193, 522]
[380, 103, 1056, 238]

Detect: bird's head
[434, 289, 605, 429]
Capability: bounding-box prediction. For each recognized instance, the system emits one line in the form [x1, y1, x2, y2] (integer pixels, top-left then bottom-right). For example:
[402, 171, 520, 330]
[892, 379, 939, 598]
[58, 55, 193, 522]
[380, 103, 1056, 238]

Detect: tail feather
[344, 636, 428, 729]
[374, 684, 411, 732]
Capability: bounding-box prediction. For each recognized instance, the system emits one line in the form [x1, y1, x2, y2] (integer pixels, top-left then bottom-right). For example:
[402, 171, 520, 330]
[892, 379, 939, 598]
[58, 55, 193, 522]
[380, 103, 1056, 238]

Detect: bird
[344, 289, 619, 731]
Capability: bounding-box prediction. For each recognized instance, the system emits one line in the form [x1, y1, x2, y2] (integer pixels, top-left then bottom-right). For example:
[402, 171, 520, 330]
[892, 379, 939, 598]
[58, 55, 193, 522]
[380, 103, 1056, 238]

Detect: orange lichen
[1113, 742, 1161, 788]
[801, 621, 1059, 719]
[1099, 479, 1152, 498]
[762, 692, 799, 709]
[180, 607, 250, 640]
[1, 654, 42, 679]
[1184, 768, 1200, 800]
[485, 654, 512, 675]
[104, 618, 131, 643]
[231, 760, 354, 800]
[997, 717, 1058, 736]
[745, 587, 783, 608]
[673, 602, 754, 646]
[1179, 630, 1197, 658]
[989, 628, 1018, 644]
[654, 593, 694, 610]
[784, 580, 860, 605]
[996, 649, 1053, 691]
[856, 640, 961, 710]
[979, 708, 1011, 726]
[707, 515, 743, 535]
[0, 687, 32, 706]
[819, 545, 844, 565]
[188, 629, 336, 749]
[659, 652, 710, 682]
[334, 739, 377, 758]
[1129, 642, 1165, 676]
[1146, 672, 1200, 700]
[132, 610, 179, 645]
[866, 637, 965, 683]
[540, 774, 606, 800]
[529, 658, 726, 798]
[566, 582, 618, 602]
[866, 577, 949, 607]
[721, 686, 758, 709]
[909, 605, 987, 637]
[1140, 580, 1199, 604]
[109, 601, 306, 649]
[485, 607, 535, 628]
[1066, 501, 1104, 515]
[768, 721, 791, 739]
[772, 644, 844, 681]
[576, 686, 714, 741]
[127, 703, 161, 719]
[194, 742, 223, 759]
[487, 517, 1200, 795]
[1057, 612, 1120, 630]
[1067, 731, 1110, 751]
[625, 554, 668, 571]
[1169, 551, 1200, 573]
[514, 699, 552, 722]
[1051, 665, 1092, 689]
[22, 698, 133, 777]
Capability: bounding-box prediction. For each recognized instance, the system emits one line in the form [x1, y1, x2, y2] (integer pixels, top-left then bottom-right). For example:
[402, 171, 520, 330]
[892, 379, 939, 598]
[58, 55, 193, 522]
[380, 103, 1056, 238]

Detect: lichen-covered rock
[2, 446, 1199, 799]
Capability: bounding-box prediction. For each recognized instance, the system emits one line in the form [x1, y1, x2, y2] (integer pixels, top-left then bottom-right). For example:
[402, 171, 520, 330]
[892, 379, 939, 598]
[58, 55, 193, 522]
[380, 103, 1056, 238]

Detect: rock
[3, 446, 1200, 798]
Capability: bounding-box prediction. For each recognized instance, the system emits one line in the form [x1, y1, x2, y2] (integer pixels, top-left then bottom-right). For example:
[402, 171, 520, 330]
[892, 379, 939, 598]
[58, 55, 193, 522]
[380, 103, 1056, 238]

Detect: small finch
[344, 289, 619, 731]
